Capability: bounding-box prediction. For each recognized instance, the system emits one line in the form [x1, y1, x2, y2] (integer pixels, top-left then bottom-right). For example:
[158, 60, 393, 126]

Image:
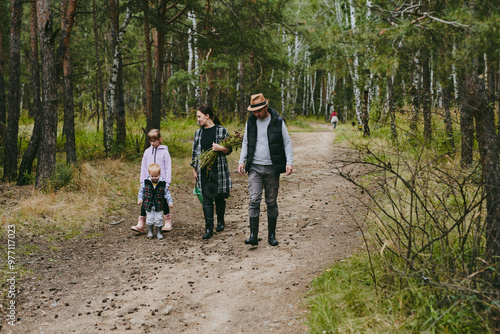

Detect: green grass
[306, 254, 493, 333]
[305, 107, 499, 333]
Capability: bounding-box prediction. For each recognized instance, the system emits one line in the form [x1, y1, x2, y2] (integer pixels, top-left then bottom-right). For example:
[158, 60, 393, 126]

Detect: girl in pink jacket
[131, 129, 173, 233]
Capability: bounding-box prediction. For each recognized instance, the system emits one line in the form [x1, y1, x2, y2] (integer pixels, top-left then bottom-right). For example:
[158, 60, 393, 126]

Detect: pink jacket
[140, 145, 171, 187]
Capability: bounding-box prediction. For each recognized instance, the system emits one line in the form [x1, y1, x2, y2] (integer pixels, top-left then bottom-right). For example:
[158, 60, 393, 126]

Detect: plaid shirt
[191, 125, 232, 195]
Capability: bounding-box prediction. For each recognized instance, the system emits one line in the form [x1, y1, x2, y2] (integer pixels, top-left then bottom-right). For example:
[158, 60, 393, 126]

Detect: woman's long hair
[197, 105, 221, 126]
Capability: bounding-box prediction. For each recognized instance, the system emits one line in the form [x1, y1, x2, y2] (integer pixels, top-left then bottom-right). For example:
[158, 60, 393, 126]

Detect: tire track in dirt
[15, 123, 363, 333]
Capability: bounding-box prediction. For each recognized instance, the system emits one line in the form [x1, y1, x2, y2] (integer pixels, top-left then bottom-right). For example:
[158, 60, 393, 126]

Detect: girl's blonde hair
[148, 163, 161, 175]
[147, 129, 161, 142]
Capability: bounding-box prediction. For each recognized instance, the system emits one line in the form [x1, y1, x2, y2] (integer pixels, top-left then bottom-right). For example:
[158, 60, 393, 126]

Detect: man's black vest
[142, 179, 166, 212]
[245, 107, 287, 174]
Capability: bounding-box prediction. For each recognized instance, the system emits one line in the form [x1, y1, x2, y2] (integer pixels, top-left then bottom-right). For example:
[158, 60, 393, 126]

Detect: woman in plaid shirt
[191, 105, 233, 239]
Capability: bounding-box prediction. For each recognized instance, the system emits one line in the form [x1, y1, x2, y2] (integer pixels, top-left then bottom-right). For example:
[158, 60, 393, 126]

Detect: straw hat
[247, 93, 269, 111]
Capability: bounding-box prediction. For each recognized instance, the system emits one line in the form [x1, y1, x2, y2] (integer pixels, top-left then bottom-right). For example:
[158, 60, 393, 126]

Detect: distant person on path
[191, 105, 233, 239]
[131, 129, 173, 234]
[330, 109, 338, 129]
[137, 163, 174, 240]
[238, 93, 293, 246]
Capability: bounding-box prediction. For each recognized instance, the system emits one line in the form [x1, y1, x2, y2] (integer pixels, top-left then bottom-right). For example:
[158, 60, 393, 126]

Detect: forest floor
[7, 122, 366, 334]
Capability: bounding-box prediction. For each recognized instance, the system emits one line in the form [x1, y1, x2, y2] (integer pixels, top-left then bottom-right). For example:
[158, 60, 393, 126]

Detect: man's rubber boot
[268, 216, 279, 246]
[215, 201, 226, 232]
[202, 205, 214, 239]
[147, 224, 154, 239]
[244, 217, 259, 245]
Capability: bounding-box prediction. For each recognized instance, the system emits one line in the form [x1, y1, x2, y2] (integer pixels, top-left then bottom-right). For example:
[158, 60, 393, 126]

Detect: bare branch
[423, 12, 470, 29]
[219, 0, 239, 20]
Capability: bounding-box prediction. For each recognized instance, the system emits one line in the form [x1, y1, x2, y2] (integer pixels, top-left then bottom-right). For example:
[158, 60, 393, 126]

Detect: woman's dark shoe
[202, 205, 214, 239]
[216, 201, 226, 232]
[216, 221, 225, 232]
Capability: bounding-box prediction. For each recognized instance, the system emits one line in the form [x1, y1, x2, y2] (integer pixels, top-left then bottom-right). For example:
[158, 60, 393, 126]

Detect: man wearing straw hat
[238, 93, 293, 246]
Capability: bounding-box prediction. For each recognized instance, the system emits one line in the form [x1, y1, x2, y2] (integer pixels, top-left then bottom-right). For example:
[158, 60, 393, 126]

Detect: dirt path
[14, 123, 363, 333]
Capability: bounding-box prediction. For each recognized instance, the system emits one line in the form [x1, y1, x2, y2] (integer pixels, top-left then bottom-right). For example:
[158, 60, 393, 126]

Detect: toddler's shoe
[156, 226, 164, 240]
[147, 225, 154, 239]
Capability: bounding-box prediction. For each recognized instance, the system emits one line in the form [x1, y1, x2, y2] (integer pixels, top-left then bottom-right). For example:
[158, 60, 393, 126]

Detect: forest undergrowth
[306, 109, 500, 333]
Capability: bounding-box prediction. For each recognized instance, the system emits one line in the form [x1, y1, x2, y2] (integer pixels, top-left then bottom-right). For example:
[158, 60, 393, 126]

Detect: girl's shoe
[131, 216, 146, 233]
[162, 214, 172, 232]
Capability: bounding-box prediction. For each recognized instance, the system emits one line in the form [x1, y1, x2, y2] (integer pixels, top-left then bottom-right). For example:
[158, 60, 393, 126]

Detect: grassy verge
[305, 110, 498, 333]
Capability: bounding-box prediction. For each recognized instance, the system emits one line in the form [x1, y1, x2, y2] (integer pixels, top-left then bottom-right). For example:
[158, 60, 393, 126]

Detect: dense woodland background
[0, 0, 498, 184]
[1, 0, 500, 329]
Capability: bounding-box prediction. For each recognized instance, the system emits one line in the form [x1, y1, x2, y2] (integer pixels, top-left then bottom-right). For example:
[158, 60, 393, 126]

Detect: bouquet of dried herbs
[195, 130, 243, 172]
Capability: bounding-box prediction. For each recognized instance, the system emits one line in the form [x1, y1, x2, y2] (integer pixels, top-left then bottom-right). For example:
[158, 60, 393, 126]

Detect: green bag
[193, 185, 203, 204]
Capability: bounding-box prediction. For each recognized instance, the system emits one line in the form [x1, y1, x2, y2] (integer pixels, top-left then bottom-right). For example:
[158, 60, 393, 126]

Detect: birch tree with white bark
[105, 4, 131, 155]
[348, 0, 363, 127]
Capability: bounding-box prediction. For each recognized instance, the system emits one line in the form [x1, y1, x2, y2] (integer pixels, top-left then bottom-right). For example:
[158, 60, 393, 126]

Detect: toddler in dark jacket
[138, 163, 174, 240]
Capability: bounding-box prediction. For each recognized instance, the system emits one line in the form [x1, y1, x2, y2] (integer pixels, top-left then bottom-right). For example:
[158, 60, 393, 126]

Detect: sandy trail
[13, 123, 362, 333]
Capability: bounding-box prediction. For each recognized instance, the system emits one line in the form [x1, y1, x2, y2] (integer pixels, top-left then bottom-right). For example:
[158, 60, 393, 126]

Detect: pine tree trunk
[310, 70, 316, 115]
[387, 76, 397, 140]
[63, 45, 76, 164]
[361, 89, 370, 136]
[61, 0, 76, 164]
[336, 77, 343, 122]
[0, 3, 6, 147]
[459, 80, 474, 166]
[4, 0, 23, 181]
[321, 75, 327, 120]
[152, 7, 165, 130]
[487, 54, 496, 110]
[495, 64, 500, 133]
[422, 49, 432, 143]
[56, 0, 78, 68]
[207, 57, 215, 107]
[143, 0, 153, 145]
[443, 85, 455, 150]
[116, 56, 126, 147]
[36, 0, 58, 188]
[497, 65, 500, 131]
[410, 54, 420, 133]
[238, 60, 246, 121]
[466, 66, 500, 283]
[92, 0, 104, 132]
[18, 0, 42, 185]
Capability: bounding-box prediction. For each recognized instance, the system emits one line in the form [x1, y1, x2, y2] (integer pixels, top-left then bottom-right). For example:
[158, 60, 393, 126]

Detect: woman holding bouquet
[191, 105, 233, 239]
